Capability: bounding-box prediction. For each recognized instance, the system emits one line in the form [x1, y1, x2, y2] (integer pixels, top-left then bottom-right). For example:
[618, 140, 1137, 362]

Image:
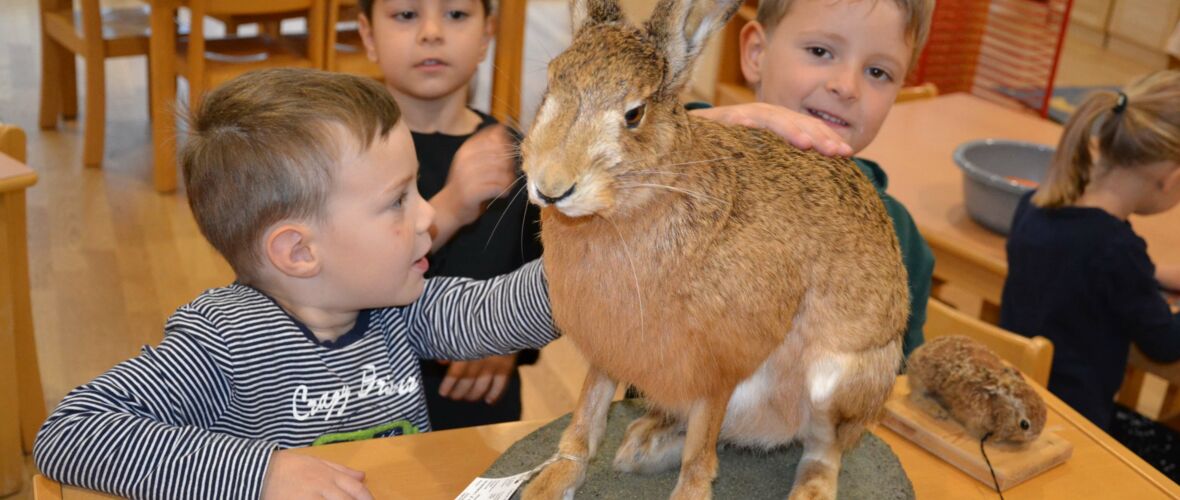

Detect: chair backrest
[0, 124, 27, 162]
[895, 82, 939, 103]
[924, 297, 1054, 386]
[491, 0, 526, 124]
[184, 0, 332, 109]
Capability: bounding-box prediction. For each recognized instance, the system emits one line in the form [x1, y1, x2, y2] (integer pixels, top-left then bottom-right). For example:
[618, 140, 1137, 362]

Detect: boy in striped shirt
[33, 68, 556, 499]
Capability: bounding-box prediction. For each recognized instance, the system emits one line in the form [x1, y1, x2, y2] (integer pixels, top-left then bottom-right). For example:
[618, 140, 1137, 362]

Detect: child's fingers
[449, 376, 476, 400]
[439, 361, 472, 397]
[466, 372, 494, 402]
[333, 475, 374, 500]
[323, 460, 366, 480]
[485, 374, 509, 404]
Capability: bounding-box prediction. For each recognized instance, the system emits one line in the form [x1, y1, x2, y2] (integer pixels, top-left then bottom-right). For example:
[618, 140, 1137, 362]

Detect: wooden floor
[0, 0, 1172, 496]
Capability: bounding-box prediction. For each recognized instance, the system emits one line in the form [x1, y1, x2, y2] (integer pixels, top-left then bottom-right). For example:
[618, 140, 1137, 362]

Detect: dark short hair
[359, 0, 493, 18]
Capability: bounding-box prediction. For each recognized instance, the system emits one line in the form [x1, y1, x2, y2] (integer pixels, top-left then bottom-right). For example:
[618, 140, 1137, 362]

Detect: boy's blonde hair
[182, 68, 402, 283]
[1034, 70, 1180, 209]
[756, 0, 935, 67]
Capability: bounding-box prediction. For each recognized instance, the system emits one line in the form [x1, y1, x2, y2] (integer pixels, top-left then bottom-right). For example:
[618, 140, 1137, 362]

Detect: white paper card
[455, 471, 533, 500]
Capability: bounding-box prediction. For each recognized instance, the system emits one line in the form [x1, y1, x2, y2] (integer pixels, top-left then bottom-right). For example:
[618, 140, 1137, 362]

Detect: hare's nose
[538, 184, 576, 205]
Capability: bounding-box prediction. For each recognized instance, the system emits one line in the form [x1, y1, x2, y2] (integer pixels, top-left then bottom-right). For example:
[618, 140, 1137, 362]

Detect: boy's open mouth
[415, 58, 447, 68]
[413, 255, 429, 272]
[806, 108, 850, 128]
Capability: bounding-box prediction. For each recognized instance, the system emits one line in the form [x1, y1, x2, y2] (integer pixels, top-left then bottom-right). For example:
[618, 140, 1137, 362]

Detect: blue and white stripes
[34, 260, 554, 499]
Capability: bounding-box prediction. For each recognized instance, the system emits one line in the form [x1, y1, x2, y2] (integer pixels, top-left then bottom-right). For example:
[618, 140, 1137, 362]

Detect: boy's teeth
[809, 109, 849, 126]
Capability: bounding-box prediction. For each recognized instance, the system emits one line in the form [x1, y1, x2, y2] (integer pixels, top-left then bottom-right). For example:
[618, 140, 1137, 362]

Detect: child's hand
[261, 450, 373, 500]
[1158, 265, 1180, 292]
[438, 353, 518, 404]
[429, 125, 519, 250]
[434, 125, 519, 222]
[691, 103, 853, 157]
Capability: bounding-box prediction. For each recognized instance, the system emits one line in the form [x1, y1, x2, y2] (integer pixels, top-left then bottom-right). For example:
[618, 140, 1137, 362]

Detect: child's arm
[1158, 264, 1180, 292]
[691, 103, 853, 157]
[428, 125, 519, 251]
[1105, 251, 1180, 363]
[33, 309, 368, 499]
[403, 259, 555, 360]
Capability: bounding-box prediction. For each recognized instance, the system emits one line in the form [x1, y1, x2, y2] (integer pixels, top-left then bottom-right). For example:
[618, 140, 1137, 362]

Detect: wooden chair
[924, 298, 1054, 386]
[925, 231, 1008, 324]
[178, 0, 332, 112]
[0, 124, 43, 495]
[324, 0, 384, 80]
[490, 0, 526, 125]
[896, 82, 939, 103]
[39, 0, 151, 166]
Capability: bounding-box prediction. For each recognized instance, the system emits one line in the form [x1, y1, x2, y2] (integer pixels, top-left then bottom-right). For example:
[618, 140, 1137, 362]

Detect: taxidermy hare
[518, 0, 909, 497]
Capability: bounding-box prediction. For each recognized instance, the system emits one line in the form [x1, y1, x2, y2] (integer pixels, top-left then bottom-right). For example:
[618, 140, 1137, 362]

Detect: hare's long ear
[571, 0, 624, 35]
[646, 0, 741, 94]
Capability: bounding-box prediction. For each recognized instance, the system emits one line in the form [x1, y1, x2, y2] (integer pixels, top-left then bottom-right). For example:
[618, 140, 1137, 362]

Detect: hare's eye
[624, 104, 646, 129]
[1019, 419, 1030, 430]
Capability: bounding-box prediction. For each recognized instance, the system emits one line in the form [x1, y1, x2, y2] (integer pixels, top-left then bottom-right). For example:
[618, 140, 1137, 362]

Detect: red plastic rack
[907, 0, 1074, 118]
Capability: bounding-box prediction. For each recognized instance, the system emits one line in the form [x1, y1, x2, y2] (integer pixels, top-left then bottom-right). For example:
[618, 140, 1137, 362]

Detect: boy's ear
[358, 13, 379, 63]
[264, 223, 321, 279]
[739, 21, 766, 90]
[1162, 165, 1180, 193]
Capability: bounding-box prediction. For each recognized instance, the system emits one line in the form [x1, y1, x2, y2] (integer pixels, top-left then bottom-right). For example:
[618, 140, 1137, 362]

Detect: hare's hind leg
[789, 345, 899, 500]
[614, 406, 685, 474]
[669, 393, 732, 500]
[523, 369, 618, 500]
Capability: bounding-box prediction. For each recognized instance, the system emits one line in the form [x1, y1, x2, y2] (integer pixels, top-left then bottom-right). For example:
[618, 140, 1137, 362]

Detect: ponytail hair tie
[1113, 92, 1129, 114]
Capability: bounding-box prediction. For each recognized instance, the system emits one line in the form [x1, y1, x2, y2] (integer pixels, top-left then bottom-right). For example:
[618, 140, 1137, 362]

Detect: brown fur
[907, 336, 1048, 443]
[519, 0, 908, 497]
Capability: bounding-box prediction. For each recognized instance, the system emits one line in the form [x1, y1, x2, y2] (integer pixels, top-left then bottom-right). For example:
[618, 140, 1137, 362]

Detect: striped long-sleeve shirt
[34, 260, 554, 499]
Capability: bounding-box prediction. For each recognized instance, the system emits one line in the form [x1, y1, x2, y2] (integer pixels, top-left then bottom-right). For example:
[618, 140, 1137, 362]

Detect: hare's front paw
[669, 475, 713, 500]
[613, 414, 684, 474]
[522, 458, 586, 500]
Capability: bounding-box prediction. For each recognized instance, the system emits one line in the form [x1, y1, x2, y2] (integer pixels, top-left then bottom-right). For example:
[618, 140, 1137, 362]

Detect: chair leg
[82, 56, 106, 166]
[60, 51, 79, 120]
[145, 54, 153, 124]
[38, 38, 65, 129]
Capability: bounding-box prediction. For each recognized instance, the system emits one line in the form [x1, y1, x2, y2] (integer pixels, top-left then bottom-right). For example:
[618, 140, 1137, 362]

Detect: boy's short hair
[181, 68, 401, 283]
[756, 0, 934, 68]
[359, 0, 493, 18]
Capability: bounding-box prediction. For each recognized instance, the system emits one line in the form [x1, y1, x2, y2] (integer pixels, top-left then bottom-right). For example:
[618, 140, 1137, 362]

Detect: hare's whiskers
[618, 170, 711, 181]
[614, 155, 735, 172]
[490, 174, 526, 201]
[483, 179, 530, 251]
[617, 183, 726, 207]
[598, 214, 645, 338]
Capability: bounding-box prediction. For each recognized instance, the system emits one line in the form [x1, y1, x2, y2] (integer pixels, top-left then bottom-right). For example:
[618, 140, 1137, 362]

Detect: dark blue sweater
[1000, 192, 1180, 429]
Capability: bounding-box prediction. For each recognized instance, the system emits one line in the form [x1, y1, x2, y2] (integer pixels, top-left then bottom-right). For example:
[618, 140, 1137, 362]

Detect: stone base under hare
[482, 399, 915, 499]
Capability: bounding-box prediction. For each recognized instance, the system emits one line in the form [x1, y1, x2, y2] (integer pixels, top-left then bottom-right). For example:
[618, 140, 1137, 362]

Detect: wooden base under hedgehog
[906, 336, 1048, 443]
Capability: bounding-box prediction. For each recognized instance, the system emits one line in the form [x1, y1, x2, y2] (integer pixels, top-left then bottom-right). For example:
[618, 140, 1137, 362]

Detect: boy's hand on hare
[262, 450, 373, 500]
[692, 103, 853, 157]
[439, 353, 517, 404]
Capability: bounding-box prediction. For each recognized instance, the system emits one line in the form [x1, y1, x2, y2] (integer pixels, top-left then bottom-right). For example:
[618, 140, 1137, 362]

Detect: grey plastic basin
[953, 139, 1054, 235]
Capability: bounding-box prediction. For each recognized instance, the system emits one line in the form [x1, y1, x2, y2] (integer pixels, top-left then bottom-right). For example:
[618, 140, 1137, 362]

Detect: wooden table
[860, 92, 1180, 307]
[0, 150, 41, 495]
[861, 92, 1180, 418]
[33, 377, 1180, 499]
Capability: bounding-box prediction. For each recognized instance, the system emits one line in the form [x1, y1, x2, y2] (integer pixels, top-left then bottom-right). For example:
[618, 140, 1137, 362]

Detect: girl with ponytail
[1000, 71, 1180, 433]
